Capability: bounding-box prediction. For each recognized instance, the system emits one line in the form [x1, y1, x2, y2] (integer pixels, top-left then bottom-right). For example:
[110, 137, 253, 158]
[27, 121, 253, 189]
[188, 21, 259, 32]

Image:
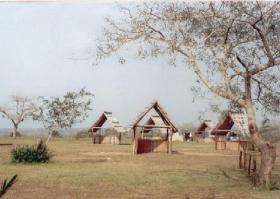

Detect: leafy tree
[37, 88, 93, 143]
[0, 96, 41, 139]
[96, 1, 280, 187]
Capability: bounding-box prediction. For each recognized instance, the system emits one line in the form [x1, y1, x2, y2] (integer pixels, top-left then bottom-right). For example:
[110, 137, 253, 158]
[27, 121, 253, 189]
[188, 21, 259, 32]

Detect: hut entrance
[88, 111, 125, 144]
[136, 123, 170, 154]
[131, 101, 178, 155]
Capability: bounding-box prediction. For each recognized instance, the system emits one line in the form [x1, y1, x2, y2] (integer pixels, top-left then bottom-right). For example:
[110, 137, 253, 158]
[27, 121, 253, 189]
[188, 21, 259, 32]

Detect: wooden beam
[91, 127, 109, 129]
[135, 124, 172, 129]
[168, 129, 172, 154]
[239, 151, 243, 169]
[248, 154, 252, 174]
[132, 127, 136, 155]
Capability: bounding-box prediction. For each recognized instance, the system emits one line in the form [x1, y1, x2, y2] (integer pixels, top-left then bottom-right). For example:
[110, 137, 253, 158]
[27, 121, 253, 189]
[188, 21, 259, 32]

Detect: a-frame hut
[196, 120, 216, 138]
[88, 111, 125, 144]
[211, 112, 249, 137]
[211, 111, 251, 151]
[131, 101, 178, 154]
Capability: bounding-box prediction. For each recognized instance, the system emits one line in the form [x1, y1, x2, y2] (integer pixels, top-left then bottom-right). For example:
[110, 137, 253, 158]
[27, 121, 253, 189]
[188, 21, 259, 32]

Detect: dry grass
[0, 137, 279, 199]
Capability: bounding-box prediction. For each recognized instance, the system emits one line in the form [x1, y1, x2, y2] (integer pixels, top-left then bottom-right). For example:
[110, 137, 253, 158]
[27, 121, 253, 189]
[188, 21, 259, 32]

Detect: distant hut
[212, 112, 251, 151]
[88, 111, 125, 144]
[195, 120, 216, 142]
[131, 101, 178, 154]
[212, 112, 249, 137]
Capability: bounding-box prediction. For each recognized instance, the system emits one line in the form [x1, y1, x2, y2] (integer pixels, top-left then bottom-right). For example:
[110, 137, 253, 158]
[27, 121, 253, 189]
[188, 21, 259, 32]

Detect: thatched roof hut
[88, 112, 125, 144]
[131, 101, 177, 133]
[88, 111, 125, 133]
[131, 101, 178, 154]
[196, 120, 216, 135]
[212, 112, 249, 136]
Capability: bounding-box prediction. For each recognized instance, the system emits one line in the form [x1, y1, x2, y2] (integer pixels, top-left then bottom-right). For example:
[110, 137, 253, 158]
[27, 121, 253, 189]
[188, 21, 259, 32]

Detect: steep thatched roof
[196, 120, 216, 134]
[88, 111, 125, 133]
[131, 101, 177, 133]
[212, 112, 249, 136]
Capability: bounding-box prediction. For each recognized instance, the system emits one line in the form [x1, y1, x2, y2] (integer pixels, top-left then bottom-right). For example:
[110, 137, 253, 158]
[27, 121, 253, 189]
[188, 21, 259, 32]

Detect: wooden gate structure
[88, 111, 125, 144]
[131, 101, 178, 155]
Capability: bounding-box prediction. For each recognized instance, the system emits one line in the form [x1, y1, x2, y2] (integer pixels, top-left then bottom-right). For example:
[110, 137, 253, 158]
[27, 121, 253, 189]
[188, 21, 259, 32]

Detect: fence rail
[239, 150, 260, 175]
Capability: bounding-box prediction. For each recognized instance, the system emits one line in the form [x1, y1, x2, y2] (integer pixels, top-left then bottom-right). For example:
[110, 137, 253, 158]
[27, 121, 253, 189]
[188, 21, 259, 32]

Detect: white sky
[0, 1, 226, 129]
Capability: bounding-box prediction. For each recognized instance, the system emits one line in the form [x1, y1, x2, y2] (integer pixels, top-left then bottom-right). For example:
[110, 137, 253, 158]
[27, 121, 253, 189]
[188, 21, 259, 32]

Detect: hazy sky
[0, 1, 224, 129]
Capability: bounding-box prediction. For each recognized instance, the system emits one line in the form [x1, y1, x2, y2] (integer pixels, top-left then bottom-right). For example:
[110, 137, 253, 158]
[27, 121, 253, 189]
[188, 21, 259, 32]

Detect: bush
[51, 130, 62, 138]
[11, 140, 53, 163]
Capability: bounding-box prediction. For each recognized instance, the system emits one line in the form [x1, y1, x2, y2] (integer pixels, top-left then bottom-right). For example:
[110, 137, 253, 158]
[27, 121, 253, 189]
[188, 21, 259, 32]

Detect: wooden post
[166, 128, 169, 153]
[253, 156, 257, 173]
[132, 127, 137, 155]
[168, 129, 172, 154]
[248, 154, 252, 174]
[119, 133, 122, 145]
[215, 132, 218, 150]
[244, 151, 247, 170]
[240, 151, 242, 168]
[238, 141, 240, 152]
[150, 132, 153, 153]
[253, 154, 256, 173]
[170, 130, 173, 154]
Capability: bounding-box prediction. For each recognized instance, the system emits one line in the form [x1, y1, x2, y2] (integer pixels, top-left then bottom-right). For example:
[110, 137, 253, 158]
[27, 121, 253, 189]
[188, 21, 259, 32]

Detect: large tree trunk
[246, 105, 276, 187]
[12, 124, 18, 139]
[258, 144, 276, 187]
[245, 74, 276, 188]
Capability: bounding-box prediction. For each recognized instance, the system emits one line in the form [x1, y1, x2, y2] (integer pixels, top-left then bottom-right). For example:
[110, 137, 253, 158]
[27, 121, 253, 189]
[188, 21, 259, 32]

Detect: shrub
[11, 140, 53, 163]
[51, 130, 62, 138]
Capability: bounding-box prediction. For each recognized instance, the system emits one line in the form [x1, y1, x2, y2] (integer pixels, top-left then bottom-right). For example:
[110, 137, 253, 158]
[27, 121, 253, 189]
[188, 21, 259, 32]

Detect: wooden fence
[137, 139, 168, 154]
[215, 139, 255, 152]
[239, 150, 260, 175]
[92, 135, 120, 144]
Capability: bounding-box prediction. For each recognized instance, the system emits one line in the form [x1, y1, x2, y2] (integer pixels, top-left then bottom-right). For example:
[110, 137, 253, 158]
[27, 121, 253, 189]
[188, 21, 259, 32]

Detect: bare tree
[0, 95, 41, 139]
[96, 1, 280, 187]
